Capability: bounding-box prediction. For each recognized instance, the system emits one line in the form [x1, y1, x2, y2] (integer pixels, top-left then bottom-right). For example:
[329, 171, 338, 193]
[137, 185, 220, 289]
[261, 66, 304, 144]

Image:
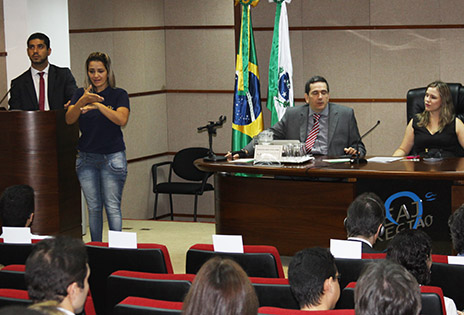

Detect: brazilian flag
[232, 0, 263, 152]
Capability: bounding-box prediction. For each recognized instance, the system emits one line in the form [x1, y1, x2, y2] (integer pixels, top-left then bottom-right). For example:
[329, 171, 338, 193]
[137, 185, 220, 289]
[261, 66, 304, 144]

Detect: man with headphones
[344, 192, 385, 253]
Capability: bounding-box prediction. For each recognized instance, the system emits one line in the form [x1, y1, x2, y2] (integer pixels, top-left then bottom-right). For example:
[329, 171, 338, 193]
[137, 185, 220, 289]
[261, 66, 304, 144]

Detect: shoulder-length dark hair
[182, 257, 259, 315]
[416, 81, 454, 132]
[386, 229, 432, 285]
[85, 52, 116, 90]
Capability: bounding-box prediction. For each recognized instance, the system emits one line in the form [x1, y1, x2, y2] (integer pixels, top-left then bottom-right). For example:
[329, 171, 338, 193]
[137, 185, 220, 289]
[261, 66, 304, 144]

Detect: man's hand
[344, 147, 358, 156]
[225, 150, 248, 160]
[64, 100, 71, 109]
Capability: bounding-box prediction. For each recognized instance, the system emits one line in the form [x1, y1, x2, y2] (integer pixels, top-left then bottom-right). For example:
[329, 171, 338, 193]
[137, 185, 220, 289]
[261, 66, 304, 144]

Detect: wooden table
[195, 157, 464, 256]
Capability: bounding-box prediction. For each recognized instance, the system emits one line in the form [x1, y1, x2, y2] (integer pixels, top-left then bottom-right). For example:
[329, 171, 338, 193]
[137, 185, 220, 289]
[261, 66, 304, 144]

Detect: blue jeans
[76, 151, 127, 241]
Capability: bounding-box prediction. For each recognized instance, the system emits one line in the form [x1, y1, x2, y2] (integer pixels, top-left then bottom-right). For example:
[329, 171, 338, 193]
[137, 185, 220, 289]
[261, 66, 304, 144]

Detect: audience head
[85, 52, 115, 90]
[345, 192, 385, 241]
[449, 205, 464, 255]
[355, 259, 421, 315]
[25, 236, 90, 314]
[0, 184, 35, 227]
[386, 228, 432, 285]
[182, 256, 258, 315]
[288, 247, 340, 310]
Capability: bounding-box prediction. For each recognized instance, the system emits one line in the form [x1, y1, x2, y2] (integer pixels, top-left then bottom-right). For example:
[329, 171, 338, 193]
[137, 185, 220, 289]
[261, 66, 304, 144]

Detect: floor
[82, 219, 291, 276]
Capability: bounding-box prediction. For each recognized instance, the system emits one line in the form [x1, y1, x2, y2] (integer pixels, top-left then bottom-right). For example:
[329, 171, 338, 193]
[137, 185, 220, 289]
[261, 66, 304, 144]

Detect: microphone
[0, 87, 12, 110]
[351, 120, 381, 164]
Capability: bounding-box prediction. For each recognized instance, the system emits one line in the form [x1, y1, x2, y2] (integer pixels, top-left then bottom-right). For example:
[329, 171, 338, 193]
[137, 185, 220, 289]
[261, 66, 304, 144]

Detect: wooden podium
[0, 110, 82, 237]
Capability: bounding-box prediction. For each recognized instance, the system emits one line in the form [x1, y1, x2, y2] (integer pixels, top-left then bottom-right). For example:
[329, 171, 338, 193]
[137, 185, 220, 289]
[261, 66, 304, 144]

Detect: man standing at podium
[8, 32, 77, 111]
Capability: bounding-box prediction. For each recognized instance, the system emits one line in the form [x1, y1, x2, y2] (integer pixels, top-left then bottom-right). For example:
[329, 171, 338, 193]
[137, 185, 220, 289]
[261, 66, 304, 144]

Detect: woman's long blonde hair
[416, 81, 454, 132]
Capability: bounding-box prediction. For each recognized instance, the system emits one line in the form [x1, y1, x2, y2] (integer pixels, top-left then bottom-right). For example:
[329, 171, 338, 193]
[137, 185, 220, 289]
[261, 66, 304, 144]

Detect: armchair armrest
[151, 161, 173, 188]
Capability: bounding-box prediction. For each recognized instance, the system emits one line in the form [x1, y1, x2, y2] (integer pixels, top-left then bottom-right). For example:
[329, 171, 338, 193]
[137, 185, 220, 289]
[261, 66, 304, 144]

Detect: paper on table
[108, 230, 137, 249]
[367, 157, 403, 163]
[213, 234, 244, 253]
[330, 239, 362, 259]
[322, 158, 351, 163]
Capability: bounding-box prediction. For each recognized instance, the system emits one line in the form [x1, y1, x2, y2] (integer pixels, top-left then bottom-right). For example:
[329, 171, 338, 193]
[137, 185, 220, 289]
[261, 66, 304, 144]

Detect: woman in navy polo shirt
[66, 52, 130, 241]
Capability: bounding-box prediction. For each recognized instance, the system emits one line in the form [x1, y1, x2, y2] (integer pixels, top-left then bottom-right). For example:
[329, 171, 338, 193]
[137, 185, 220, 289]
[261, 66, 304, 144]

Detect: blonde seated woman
[393, 81, 464, 157]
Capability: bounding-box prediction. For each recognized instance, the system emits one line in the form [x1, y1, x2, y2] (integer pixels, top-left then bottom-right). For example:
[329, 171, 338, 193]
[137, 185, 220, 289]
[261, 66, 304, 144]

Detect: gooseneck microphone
[0, 87, 12, 110]
[351, 120, 381, 164]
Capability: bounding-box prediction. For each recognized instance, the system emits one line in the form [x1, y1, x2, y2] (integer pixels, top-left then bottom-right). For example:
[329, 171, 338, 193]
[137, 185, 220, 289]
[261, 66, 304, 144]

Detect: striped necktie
[305, 113, 320, 153]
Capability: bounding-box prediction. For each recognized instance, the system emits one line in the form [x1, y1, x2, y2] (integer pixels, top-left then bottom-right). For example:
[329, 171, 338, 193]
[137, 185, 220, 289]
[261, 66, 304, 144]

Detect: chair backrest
[431, 254, 448, 264]
[334, 258, 372, 291]
[406, 83, 464, 122]
[171, 147, 211, 181]
[420, 285, 446, 315]
[106, 271, 194, 314]
[0, 288, 31, 308]
[86, 242, 173, 315]
[0, 241, 35, 266]
[337, 282, 445, 315]
[113, 297, 183, 315]
[250, 277, 299, 309]
[258, 306, 355, 314]
[186, 244, 285, 278]
[431, 261, 464, 310]
[0, 264, 26, 290]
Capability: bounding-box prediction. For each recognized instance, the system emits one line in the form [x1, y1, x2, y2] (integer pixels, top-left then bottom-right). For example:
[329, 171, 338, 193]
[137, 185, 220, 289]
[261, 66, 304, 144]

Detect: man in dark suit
[228, 75, 365, 158]
[345, 192, 385, 253]
[8, 32, 77, 111]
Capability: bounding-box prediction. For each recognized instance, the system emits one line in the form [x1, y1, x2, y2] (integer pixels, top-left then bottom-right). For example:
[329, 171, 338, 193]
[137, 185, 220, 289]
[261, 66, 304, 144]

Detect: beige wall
[64, 0, 464, 220]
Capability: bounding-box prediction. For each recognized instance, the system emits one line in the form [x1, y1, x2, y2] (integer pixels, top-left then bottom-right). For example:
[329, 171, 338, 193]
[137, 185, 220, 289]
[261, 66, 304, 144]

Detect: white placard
[254, 144, 282, 162]
[447, 256, 464, 265]
[108, 230, 137, 249]
[330, 239, 362, 259]
[2, 227, 32, 244]
[212, 234, 244, 253]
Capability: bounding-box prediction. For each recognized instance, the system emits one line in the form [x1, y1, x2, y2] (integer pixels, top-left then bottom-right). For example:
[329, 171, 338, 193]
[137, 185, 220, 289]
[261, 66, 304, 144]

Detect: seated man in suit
[355, 259, 421, 315]
[25, 236, 90, 315]
[448, 204, 464, 256]
[227, 75, 366, 158]
[345, 192, 385, 253]
[288, 247, 340, 311]
[8, 32, 77, 111]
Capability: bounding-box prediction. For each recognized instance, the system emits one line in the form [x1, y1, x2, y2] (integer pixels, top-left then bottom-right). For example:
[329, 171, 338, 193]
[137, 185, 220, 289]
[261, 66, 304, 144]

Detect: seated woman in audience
[449, 205, 464, 256]
[386, 228, 463, 315]
[182, 256, 259, 315]
[393, 81, 464, 157]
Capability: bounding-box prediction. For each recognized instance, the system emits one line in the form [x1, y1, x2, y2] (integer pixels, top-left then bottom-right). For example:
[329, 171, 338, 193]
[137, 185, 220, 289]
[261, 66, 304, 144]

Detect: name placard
[254, 144, 282, 162]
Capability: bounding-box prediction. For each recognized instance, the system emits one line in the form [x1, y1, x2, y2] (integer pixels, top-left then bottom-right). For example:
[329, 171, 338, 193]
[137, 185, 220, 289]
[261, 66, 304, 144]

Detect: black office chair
[406, 83, 464, 122]
[151, 147, 213, 221]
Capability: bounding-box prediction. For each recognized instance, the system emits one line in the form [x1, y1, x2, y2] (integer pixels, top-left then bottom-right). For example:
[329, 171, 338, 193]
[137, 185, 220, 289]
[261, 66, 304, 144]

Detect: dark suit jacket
[244, 103, 366, 156]
[8, 64, 77, 111]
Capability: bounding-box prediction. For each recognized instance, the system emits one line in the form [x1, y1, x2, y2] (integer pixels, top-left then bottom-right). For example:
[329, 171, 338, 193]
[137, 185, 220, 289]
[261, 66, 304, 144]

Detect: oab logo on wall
[380, 191, 435, 241]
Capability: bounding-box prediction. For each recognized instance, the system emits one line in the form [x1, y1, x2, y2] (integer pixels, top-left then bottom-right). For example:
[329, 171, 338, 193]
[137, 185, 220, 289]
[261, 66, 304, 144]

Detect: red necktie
[38, 72, 45, 111]
[305, 114, 320, 153]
